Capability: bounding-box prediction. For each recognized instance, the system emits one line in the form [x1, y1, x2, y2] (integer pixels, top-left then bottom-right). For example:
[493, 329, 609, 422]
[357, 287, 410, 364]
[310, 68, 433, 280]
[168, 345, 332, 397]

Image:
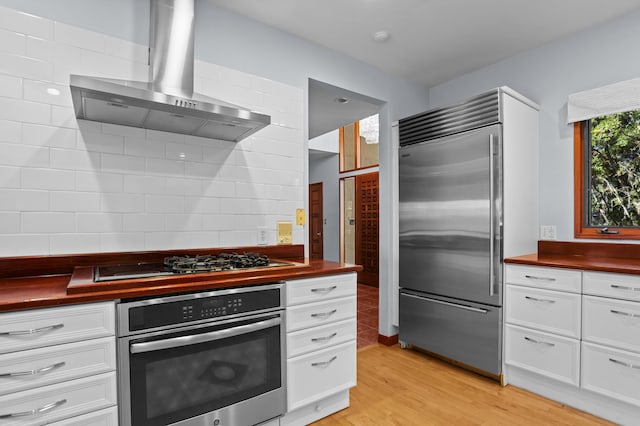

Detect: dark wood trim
[538, 240, 640, 260]
[378, 334, 398, 346]
[574, 121, 640, 239]
[0, 245, 304, 279]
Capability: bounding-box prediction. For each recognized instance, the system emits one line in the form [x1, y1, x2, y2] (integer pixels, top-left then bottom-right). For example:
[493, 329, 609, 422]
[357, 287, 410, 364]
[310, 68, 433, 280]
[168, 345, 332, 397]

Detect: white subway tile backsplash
[23, 79, 73, 108]
[0, 143, 49, 168]
[50, 191, 100, 212]
[50, 233, 100, 254]
[0, 97, 50, 125]
[0, 8, 303, 256]
[0, 28, 25, 55]
[0, 73, 22, 98]
[22, 212, 75, 233]
[0, 120, 21, 143]
[0, 212, 20, 233]
[21, 168, 74, 190]
[75, 171, 123, 193]
[76, 213, 123, 233]
[23, 123, 77, 148]
[0, 6, 53, 39]
[0, 234, 49, 256]
[0, 52, 52, 81]
[123, 214, 165, 232]
[146, 195, 185, 214]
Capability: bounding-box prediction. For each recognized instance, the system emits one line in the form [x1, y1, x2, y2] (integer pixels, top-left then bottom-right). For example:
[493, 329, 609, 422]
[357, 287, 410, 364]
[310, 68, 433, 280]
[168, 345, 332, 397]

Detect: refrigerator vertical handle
[489, 134, 495, 297]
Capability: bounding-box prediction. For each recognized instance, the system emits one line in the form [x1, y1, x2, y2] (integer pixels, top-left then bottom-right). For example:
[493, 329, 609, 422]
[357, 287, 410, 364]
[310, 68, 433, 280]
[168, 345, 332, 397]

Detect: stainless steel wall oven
[116, 282, 286, 426]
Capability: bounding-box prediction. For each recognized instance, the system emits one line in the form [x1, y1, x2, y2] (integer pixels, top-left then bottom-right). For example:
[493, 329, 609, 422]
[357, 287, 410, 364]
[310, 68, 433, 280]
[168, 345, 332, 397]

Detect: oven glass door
[125, 313, 283, 426]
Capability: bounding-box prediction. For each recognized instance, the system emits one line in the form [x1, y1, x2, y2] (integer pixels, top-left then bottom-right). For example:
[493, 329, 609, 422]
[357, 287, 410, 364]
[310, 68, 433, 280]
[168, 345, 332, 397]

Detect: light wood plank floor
[312, 344, 613, 425]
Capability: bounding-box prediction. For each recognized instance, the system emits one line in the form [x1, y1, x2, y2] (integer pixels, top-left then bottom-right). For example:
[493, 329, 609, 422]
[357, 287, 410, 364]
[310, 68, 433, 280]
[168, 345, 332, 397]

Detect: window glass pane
[342, 123, 356, 171]
[588, 110, 640, 227]
[359, 114, 379, 167]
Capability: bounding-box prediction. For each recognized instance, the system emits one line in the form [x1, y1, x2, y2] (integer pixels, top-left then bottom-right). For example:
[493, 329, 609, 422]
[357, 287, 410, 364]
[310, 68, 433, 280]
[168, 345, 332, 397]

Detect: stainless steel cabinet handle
[524, 275, 556, 282]
[311, 356, 337, 367]
[311, 309, 337, 318]
[609, 358, 640, 369]
[0, 399, 66, 418]
[525, 296, 556, 303]
[610, 309, 640, 319]
[489, 133, 495, 297]
[130, 317, 281, 354]
[524, 336, 555, 347]
[401, 292, 489, 314]
[311, 286, 337, 294]
[0, 323, 64, 336]
[0, 361, 66, 378]
[311, 332, 337, 343]
[610, 284, 640, 292]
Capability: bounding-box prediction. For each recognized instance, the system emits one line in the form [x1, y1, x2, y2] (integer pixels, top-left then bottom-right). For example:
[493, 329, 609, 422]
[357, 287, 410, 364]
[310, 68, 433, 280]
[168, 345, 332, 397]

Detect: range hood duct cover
[69, 0, 270, 142]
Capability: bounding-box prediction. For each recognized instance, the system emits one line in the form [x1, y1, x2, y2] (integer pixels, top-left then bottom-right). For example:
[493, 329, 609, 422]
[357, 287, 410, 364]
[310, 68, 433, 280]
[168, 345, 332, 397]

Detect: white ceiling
[207, 0, 640, 88]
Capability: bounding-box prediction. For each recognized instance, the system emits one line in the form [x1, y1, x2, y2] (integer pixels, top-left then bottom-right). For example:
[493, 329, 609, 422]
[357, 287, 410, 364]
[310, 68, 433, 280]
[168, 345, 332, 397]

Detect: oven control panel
[125, 285, 282, 333]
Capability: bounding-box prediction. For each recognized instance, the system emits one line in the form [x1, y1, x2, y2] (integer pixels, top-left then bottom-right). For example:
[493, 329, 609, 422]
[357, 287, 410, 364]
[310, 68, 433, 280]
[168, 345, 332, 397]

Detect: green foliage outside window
[588, 110, 640, 226]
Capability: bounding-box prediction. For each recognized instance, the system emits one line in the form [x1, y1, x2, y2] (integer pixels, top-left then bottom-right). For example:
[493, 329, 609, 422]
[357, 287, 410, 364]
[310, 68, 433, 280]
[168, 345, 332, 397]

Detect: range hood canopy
[70, 0, 270, 142]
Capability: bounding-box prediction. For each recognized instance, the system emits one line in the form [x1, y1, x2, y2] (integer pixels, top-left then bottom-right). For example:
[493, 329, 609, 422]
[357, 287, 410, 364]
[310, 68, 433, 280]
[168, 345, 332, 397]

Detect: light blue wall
[309, 153, 340, 262]
[428, 9, 640, 242]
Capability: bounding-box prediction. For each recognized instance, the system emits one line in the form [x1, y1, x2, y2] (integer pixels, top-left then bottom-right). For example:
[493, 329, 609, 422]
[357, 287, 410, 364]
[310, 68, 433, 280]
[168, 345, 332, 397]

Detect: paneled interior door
[355, 172, 379, 286]
[309, 182, 324, 259]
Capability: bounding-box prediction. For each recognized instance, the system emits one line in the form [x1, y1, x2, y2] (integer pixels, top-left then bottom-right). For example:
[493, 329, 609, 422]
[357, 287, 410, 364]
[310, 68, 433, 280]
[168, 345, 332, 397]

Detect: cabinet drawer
[286, 273, 356, 306]
[49, 406, 118, 426]
[286, 297, 356, 332]
[582, 342, 640, 407]
[287, 341, 356, 411]
[505, 265, 581, 293]
[0, 372, 117, 426]
[583, 271, 640, 302]
[583, 295, 640, 353]
[287, 318, 356, 358]
[0, 337, 116, 396]
[505, 324, 580, 386]
[505, 285, 581, 338]
[0, 302, 115, 354]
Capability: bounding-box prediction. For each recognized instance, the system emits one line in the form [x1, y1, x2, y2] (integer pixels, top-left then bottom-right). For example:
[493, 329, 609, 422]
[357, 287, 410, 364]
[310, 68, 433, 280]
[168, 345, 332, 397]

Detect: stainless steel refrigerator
[398, 88, 538, 376]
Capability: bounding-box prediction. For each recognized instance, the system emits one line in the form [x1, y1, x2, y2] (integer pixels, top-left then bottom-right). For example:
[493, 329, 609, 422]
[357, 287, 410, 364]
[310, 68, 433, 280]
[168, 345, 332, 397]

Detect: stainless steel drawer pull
[311, 286, 337, 293]
[610, 309, 640, 319]
[524, 275, 556, 282]
[0, 399, 66, 418]
[609, 358, 640, 370]
[525, 296, 556, 303]
[0, 323, 64, 336]
[0, 361, 66, 378]
[610, 284, 640, 292]
[311, 356, 337, 367]
[311, 309, 337, 318]
[524, 336, 555, 347]
[311, 332, 338, 343]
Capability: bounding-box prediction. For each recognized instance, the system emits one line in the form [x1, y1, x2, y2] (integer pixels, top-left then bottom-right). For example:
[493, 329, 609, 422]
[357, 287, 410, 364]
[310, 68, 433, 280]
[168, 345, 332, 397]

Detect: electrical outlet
[296, 208, 305, 226]
[257, 227, 268, 245]
[540, 225, 557, 240]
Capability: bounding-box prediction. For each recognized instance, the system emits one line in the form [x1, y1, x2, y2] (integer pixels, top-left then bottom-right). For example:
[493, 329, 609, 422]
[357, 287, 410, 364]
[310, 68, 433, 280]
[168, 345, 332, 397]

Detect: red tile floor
[357, 283, 379, 348]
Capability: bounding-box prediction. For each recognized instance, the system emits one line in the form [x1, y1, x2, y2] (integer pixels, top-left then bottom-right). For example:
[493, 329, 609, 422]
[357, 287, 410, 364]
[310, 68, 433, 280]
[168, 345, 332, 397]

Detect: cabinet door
[287, 341, 356, 411]
[505, 324, 580, 386]
[0, 302, 115, 354]
[505, 265, 581, 293]
[583, 272, 640, 302]
[48, 406, 118, 426]
[287, 273, 356, 306]
[582, 341, 640, 407]
[287, 318, 356, 358]
[506, 285, 581, 338]
[583, 295, 640, 353]
[286, 297, 356, 332]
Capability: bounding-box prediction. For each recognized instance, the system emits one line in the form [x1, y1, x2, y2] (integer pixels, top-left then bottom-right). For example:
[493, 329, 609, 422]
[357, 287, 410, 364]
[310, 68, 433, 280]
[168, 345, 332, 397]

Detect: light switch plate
[540, 225, 557, 240]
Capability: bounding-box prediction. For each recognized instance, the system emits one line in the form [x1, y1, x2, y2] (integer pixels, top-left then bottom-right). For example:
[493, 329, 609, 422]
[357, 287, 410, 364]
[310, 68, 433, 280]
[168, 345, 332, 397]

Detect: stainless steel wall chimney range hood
[70, 0, 270, 142]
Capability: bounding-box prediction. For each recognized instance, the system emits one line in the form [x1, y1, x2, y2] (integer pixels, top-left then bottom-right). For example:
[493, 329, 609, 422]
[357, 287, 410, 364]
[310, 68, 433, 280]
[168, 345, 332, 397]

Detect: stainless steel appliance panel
[399, 289, 502, 375]
[399, 124, 502, 306]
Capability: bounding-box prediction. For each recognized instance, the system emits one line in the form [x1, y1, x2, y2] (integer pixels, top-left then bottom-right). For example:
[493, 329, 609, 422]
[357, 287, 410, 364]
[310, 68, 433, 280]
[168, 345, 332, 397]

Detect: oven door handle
[129, 317, 281, 354]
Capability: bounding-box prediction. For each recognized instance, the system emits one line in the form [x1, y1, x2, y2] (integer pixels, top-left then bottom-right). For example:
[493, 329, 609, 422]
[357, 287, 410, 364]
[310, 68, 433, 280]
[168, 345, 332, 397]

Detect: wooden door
[309, 182, 324, 259]
[355, 172, 379, 286]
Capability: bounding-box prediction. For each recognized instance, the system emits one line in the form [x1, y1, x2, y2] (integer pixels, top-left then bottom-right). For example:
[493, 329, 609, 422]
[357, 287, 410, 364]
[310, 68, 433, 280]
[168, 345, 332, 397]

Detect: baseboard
[378, 334, 398, 346]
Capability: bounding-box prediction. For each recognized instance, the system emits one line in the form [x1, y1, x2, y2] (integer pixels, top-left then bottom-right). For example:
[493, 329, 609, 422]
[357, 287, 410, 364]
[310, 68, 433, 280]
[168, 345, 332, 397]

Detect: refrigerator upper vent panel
[399, 89, 500, 146]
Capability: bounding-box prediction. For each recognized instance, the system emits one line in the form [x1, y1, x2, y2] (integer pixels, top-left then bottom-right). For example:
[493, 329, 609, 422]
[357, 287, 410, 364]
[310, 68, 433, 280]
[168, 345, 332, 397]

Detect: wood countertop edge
[0, 261, 362, 313]
[505, 253, 640, 275]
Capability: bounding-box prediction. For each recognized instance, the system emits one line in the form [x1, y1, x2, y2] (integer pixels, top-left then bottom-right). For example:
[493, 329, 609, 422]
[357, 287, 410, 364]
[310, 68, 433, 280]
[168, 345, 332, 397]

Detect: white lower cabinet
[0, 302, 117, 426]
[282, 273, 357, 425]
[504, 264, 640, 425]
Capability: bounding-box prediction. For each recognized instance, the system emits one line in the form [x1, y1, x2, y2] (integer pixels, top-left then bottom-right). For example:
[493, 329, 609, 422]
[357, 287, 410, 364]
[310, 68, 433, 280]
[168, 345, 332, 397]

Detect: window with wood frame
[339, 114, 379, 172]
[574, 110, 640, 239]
